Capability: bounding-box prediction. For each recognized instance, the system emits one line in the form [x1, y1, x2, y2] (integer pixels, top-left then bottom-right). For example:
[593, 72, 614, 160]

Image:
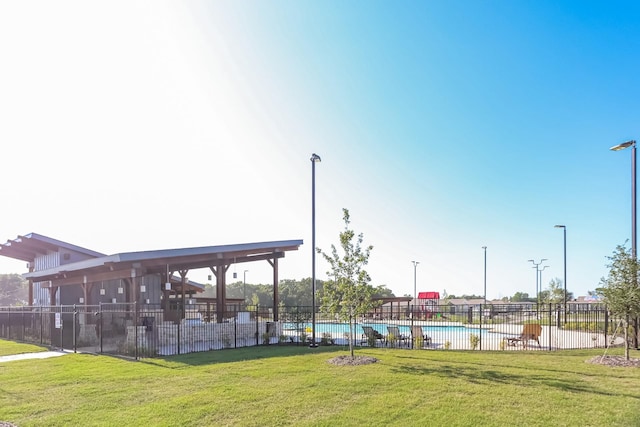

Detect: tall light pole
[528, 259, 547, 318]
[482, 247, 487, 307]
[610, 140, 637, 258]
[243, 270, 249, 304]
[539, 265, 549, 301]
[611, 139, 638, 349]
[412, 261, 419, 314]
[554, 225, 567, 324]
[310, 153, 321, 348]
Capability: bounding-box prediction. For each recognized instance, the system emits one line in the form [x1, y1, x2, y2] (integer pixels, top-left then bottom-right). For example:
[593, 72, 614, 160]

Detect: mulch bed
[327, 355, 379, 366]
[587, 355, 640, 367]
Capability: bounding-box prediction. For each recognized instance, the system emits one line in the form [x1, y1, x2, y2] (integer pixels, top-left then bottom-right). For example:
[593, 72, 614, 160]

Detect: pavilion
[0, 233, 303, 322]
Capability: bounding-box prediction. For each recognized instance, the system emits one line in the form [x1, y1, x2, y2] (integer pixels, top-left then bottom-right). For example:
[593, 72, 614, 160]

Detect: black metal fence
[0, 303, 624, 358]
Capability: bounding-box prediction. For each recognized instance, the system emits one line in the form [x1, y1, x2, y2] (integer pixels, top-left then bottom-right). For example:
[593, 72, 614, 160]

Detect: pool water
[282, 322, 486, 339]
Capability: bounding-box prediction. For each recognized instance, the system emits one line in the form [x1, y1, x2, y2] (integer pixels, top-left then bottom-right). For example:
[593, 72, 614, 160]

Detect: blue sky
[1, 1, 640, 300]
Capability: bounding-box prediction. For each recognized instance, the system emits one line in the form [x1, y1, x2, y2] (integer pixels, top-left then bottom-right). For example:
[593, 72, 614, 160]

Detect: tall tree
[372, 284, 395, 298]
[0, 273, 28, 306]
[318, 208, 377, 358]
[542, 278, 573, 304]
[597, 244, 640, 360]
[510, 292, 533, 302]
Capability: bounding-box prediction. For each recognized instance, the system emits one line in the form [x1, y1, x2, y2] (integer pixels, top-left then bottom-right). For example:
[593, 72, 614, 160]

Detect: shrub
[469, 333, 480, 350]
[222, 334, 232, 348]
[320, 332, 335, 346]
[367, 334, 378, 348]
[414, 336, 424, 349]
[262, 332, 271, 345]
[387, 333, 397, 348]
[444, 340, 451, 350]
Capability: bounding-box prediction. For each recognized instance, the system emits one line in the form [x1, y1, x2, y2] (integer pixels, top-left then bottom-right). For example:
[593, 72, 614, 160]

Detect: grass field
[0, 341, 49, 357]
[1, 340, 639, 426]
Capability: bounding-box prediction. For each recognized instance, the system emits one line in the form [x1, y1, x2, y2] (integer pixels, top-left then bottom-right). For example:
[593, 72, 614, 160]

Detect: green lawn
[1, 340, 639, 426]
[0, 340, 49, 357]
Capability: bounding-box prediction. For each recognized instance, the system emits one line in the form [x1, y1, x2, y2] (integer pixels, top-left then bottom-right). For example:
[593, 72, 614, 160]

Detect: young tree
[597, 244, 640, 360]
[318, 208, 377, 358]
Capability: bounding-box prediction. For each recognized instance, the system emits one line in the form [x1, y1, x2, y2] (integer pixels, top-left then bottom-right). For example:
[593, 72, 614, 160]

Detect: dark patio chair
[361, 326, 385, 347]
[411, 325, 432, 348]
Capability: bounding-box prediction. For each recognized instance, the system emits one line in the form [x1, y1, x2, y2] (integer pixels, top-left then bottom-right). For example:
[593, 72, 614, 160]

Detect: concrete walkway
[0, 350, 70, 363]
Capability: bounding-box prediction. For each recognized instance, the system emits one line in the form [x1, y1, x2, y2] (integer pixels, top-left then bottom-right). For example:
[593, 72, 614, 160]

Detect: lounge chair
[386, 326, 409, 347]
[504, 323, 542, 349]
[411, 325, 432, 348]
[361, 326, 385, 347]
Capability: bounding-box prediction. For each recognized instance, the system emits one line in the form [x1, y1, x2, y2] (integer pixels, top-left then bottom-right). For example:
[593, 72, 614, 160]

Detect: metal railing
[0, 303, 621, 358]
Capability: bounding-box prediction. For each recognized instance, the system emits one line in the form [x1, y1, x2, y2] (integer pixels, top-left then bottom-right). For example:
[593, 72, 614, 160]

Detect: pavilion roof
[23, 239, 303, 286]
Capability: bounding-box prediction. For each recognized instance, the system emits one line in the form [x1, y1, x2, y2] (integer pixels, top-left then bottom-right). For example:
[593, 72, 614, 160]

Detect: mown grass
[0, 340, 49, 357]
[1, 340, 639, 426]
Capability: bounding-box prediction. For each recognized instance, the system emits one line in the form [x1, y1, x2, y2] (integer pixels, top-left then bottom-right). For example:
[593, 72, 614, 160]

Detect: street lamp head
[541, 258, 548, 262]
[610, 140, 636, 151]
[310, 153, 322, 162]
[482, 246, 487, 250]
[554, 225, 565, 229]
[527, 259, 534, 263]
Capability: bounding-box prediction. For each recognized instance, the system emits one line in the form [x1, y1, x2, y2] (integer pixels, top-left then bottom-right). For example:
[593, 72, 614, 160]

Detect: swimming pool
[282, 322, 487, 339]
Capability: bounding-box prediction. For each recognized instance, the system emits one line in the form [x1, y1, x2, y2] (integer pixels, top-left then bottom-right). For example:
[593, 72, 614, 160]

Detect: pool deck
[0, 350, 70, 363]
[284, 321, 624, 350]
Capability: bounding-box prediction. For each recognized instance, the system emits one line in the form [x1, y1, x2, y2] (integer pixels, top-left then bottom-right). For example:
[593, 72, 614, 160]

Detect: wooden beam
[47, 269, 143, 287]
[145, 252, 287, 274]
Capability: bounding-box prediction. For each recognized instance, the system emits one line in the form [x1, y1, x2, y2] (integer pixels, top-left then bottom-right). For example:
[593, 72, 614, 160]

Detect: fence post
[59, 307, 63, 351]
[256, 306, 260, 346]
[73, 305, 77, 353]
[410, 314, 414, 349]
[479, 304, 483, 351]
[604, 309, 609, 348]
[39, 307, 43, 345]
[177, 304, 181, 355]
[98, 303, 103, 354]
[548, 303, 552, 351]
[134, 301, 139, 360]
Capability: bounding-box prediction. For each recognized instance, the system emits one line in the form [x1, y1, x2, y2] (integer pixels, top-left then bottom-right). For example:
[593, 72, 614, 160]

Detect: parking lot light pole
[528, 259, 547, 318]
[412, 261, 419, 315]
[482, 246, 487, 307]
[610, 140, 638, 348]
[554, 225, 567, 323]
[310, 153, 321, 348]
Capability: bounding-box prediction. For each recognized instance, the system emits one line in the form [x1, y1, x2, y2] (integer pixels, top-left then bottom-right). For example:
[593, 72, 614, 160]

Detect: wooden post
[49, 286, 58, 306]
[179, 270, 188, 320]
[266, 257, 280, 322]
[273, 258, 279, 322]
[215, 265, 226, 323]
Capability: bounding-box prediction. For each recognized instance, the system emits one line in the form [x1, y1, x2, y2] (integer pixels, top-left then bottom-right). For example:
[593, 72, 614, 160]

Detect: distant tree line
[444, 279, 575, 304]
[205, 277, 395, 307]
[0, 273, 28, 306]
